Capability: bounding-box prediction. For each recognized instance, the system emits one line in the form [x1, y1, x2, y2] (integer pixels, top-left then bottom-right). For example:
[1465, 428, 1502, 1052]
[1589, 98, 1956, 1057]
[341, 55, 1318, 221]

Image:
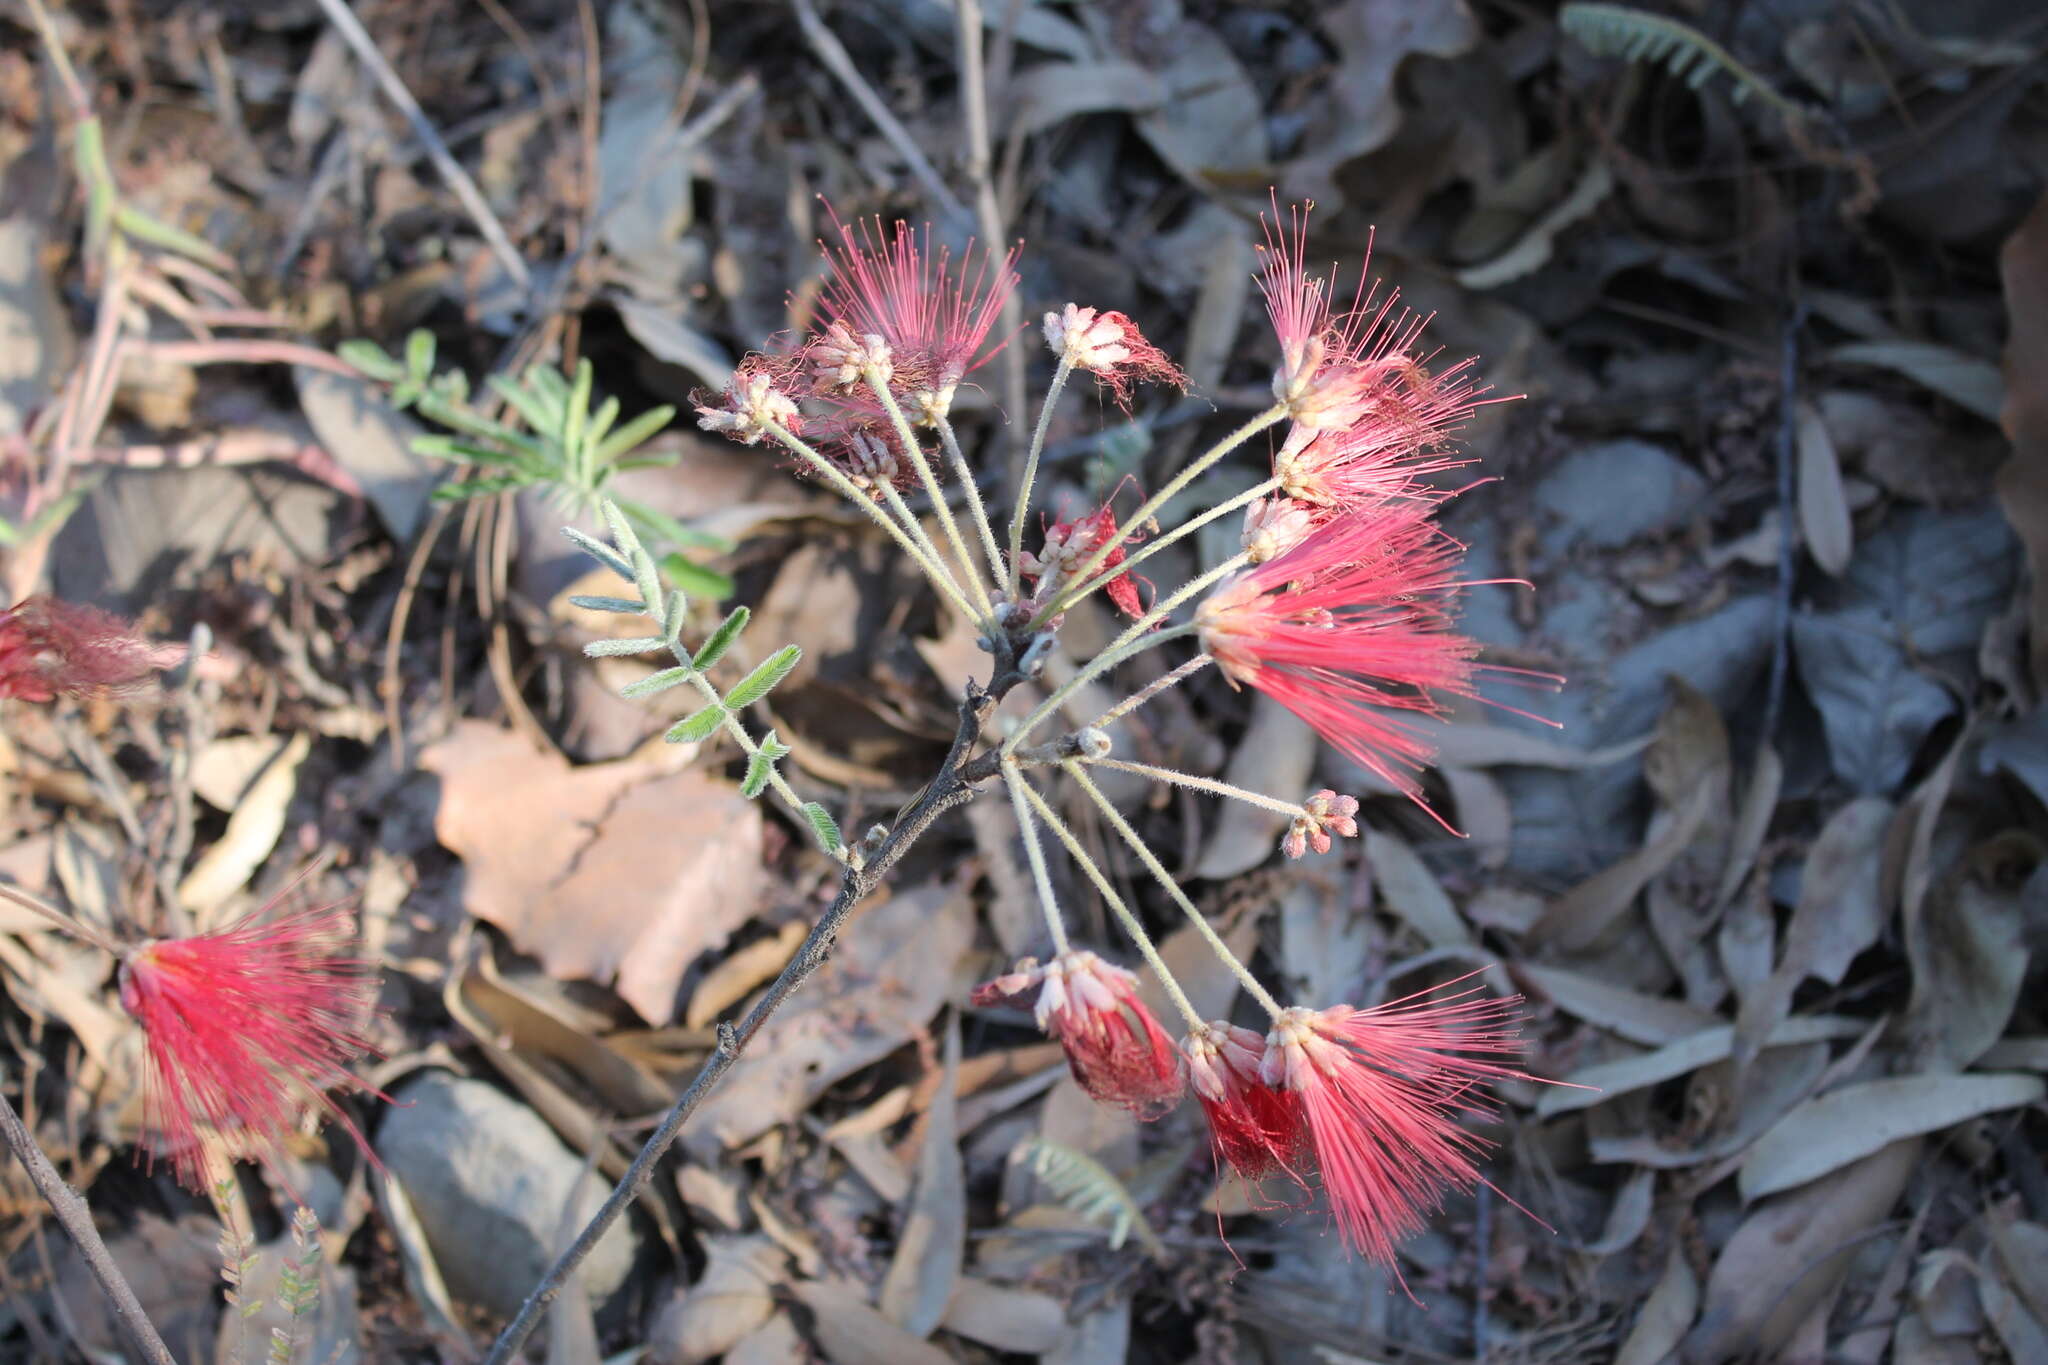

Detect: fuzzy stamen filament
[1089, 653, 1214, 730]
[1014, 774, 1205, 1030]
[1062, 760, 1285, 1019]
[1002, 759, 1072, 957]
[1008, 354, 1074, 599]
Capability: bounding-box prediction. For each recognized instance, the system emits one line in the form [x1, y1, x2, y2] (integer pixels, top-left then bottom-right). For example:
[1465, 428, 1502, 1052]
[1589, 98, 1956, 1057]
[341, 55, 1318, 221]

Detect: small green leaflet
[666, 705, 726, 744]
[801, 802, 842, 854]
[739, 728, 792, 798]
[618, 666, 692, 698]
[725, 645, 802, 708]
[584, 635, 669, 658]
[693, 606, 750, 671]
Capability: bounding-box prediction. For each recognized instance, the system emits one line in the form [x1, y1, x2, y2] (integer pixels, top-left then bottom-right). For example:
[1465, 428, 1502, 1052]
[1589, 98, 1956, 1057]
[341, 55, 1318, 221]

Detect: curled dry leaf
[1905, 831, 2039, 1069]
[1796, 400, 1854, 575]
[1615, 1243, 1699, 1365]
[879, 1020, 964, 1338]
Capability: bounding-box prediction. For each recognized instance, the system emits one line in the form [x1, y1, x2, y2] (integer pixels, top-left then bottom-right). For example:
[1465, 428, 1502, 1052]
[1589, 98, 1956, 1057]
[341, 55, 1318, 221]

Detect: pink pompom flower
[1197, 505, 1483, 826]
[815, 210, 1020, 424]
[1184, 1020, 1306, 1182]
[117, 901, 382, 1189]
[1256, 980, 1551, 1271]
[0, 596, 182, 702]
[972, 950, 1184, 1119]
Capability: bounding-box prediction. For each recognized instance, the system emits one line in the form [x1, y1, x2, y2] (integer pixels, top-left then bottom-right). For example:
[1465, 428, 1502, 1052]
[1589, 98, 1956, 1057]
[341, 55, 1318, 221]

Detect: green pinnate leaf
[739, 750, 776, 799]
[583, 635, 669, 658]
[338, 339, 402, 382]
[561, 527, 635, 582]
[566, 594, 646, 615]
[725, 645, 802, 708]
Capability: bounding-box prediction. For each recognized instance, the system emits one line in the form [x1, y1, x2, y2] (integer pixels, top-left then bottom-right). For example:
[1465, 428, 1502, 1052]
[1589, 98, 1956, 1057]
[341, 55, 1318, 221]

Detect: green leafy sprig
[565, 500, 843, 858]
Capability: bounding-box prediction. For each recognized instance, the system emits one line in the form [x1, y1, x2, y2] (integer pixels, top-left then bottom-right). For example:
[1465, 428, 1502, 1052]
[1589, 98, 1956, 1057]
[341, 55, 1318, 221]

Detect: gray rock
[1533, 439, 1708, 552]
[377, 1071, 640, 1316]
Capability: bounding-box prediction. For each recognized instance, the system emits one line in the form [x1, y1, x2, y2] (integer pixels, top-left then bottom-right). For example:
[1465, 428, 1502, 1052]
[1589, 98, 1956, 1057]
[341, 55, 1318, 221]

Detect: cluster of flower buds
[1015, 500, 1147, 620]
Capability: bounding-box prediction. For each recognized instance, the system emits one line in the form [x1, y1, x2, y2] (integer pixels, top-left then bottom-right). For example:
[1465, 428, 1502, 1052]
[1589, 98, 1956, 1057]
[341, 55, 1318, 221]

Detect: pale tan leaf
[1796, 400, 1854, 574]
[792, 1281, 955, 1365]
[1529, 781, 1714, 951]
[1006, 60, 1164, 139]
[177, 730, 310, 923]
[1687, 1138, 1920, 1361]
[1539, 1015, 1865, 1117]
[1785, 796, 1893, 987]
[1740, 1072, 2045, 1201]
[1195, 693, 1315, 879]
[1456, 160, 1612, 290]
[939, 1278, 1072, 1354]
[1831, 340, 2003, 422]
[1616, 1243, 1699, 1365]
[1905, 832, 2037, 1069]
[1514, 962, 1720, 1045]
[1366, 827, 1471, 950]
[649, 1236, 783, 1364]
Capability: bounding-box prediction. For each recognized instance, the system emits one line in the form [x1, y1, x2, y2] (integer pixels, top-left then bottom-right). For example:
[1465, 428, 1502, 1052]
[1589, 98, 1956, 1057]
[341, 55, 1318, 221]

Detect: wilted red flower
[1197, 505, 1481, 826]
[0, 596, 182, 702]
[1258, 979, 1549, 1270]
[1019, 500, 1149, 619]
[1042, 304, 1186, 409]
[117, 901, 381, 1189]
[972, 950, 1183, 1118]
[1184, 1020, 1305, 1181]
[816, 210, 1020, 423]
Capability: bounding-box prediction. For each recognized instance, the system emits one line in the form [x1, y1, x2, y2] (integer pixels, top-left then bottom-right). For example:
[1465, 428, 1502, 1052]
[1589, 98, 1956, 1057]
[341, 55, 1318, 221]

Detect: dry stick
[954, 0, 1028, 484]
[307, 0, 531, 292]
[0, 1091, 176, 1365]
[792, 0, 968, 226]
[483, 655, 1033, 1363]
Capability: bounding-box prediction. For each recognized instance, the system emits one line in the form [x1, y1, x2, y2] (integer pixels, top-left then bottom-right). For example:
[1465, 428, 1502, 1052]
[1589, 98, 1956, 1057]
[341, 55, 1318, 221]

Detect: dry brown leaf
[685, 883, 971, 1154]
[879, 1019, 964, 1338]
[1906, 831, 2039, 1069]
[1990, 1221, 2048, 1325]
[1797, 400, 1855, 575]
[791, 1281, 955, 1365]
[1787, 796, 1894, 988]
[1615, 1243, 1698, 1365]
[1686, 1138, 1920, 1362]
[685, 920, 805, 1029]
[1529, 782, 1713, 951]
[176, 730, 310, 922]
[649, 1235, 784, 1365]
[1005, 60, 1164, 139]
[938, 1278, 1072, 1355]
[1712, 743, 1781, 915]
[1366, 827, 1472, 951]
[1739, 1072, 2045, 1201]
[1539, 1014, 1863, 1118]
[1514, 962, 1720, 1045]
[421, 720, 765, 1025]
[1998, 189, 2048, 689]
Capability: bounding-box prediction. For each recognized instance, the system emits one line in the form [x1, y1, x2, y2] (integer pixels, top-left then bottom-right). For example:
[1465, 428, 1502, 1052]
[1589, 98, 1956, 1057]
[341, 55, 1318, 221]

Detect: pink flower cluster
[978, 953, 1551, 1271]
[1199, 201, 1527, 828]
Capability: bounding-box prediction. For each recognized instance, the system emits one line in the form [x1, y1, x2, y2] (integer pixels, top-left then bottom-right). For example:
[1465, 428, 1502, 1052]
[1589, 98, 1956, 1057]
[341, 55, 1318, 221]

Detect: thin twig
[482, 650, 1033, 1362]
[0, 1090, 176, 1365]
[791, 0, 969, 226]
[307, 0, 532, 292]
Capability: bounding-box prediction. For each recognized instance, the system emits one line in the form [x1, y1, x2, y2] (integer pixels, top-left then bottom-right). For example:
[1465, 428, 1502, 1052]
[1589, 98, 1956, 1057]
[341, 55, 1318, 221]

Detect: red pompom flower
[1042, 304, 1186, 409]
[972, 950, 1184, 1118]
[0, 596, 182, 702]
[1184, 1020, 1305, 1181]
[1197, 505, 1482, 825]
[815, 211, 1020, 424]
[117, 901, 381, 1189]
[1255, 981, 1549, 1271]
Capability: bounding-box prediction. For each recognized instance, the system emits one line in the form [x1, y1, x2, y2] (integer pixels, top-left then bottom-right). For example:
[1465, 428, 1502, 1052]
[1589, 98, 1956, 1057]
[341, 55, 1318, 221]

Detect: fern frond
[1020, 1139, 1164, 1257]
[1561, 3, 1804, 125]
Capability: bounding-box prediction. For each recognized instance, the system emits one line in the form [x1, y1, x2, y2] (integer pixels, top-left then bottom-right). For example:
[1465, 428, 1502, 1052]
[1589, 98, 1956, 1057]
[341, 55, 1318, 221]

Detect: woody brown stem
[0, 1091, 176, 1365]
[483, 641, 1034, 1363]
